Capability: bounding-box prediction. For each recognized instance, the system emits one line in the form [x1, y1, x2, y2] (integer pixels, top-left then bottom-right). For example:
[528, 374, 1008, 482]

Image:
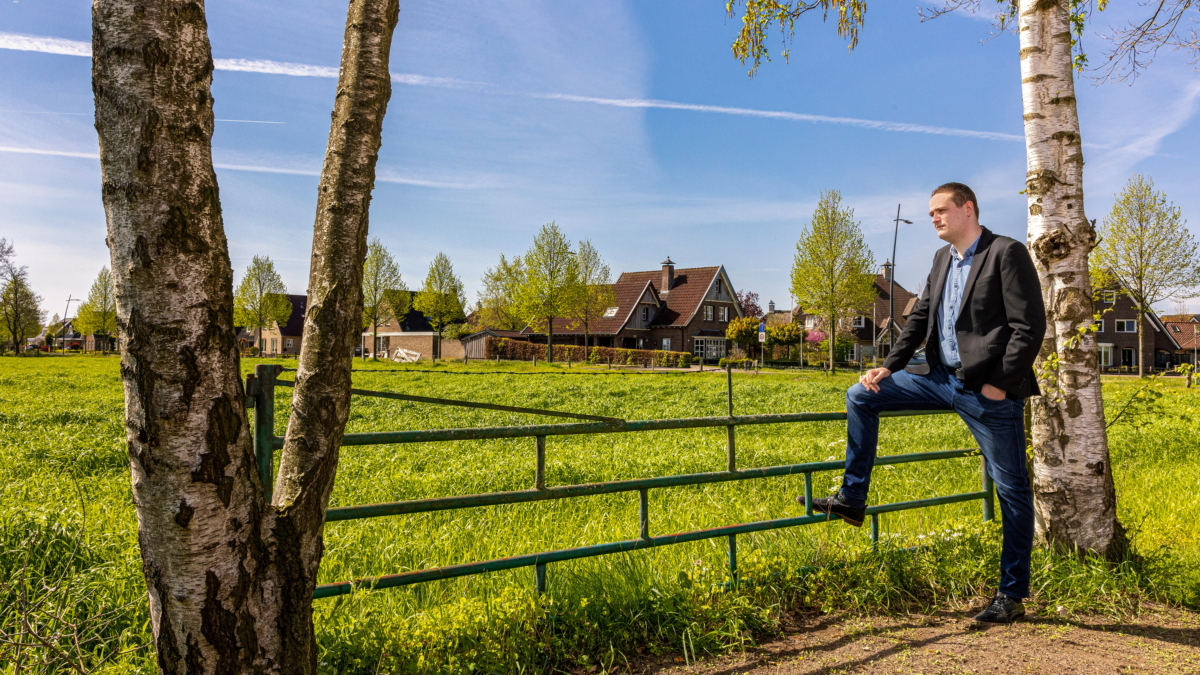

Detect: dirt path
[637, 604, 1200, 674]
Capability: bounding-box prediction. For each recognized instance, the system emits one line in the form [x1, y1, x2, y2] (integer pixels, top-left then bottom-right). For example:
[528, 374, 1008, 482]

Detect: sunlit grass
[1, 356, 1196, 673]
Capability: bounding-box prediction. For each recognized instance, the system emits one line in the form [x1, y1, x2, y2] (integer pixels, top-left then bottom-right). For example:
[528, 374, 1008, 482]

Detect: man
[809, 183, 1045, 624]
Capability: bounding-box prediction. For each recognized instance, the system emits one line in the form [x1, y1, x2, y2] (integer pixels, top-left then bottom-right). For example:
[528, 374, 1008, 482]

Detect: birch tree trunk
[95, 0, 400, 671]
[92, 2, 276, 671]
[1019, 0, 1125, 558]
[272, 0, 400, 669]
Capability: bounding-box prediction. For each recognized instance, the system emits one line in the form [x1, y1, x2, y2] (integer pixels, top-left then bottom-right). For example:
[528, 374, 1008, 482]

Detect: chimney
[881, 261, 893, 283]
[661, 257, 675, 292]
[769, 300, 776, 313]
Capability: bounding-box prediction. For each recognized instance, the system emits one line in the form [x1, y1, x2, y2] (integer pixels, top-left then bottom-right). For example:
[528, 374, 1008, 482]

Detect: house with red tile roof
[520, 258, 744, 359]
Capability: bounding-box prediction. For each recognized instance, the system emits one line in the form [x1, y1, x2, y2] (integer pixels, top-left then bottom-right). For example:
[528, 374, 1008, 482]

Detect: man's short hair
[932, 182, 980, 218]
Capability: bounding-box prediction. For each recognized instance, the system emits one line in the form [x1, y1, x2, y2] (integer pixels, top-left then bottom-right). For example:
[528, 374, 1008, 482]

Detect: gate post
[253, 364, 281, 502]
[981, 456, 994, 522]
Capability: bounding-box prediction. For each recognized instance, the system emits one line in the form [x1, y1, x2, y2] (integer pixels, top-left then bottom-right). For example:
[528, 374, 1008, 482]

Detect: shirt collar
[951, 234, 981, 262]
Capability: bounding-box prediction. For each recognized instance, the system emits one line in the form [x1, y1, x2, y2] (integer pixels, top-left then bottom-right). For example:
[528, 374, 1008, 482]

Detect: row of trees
[476, 222, 616, 361]
[228, 243, 468, 360]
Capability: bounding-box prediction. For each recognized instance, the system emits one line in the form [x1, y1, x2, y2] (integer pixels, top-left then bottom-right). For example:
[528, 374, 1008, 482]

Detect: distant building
[794, 266, 917, 362]
[361, 290, 465, 360]
[1092, 284, 1182, 370]
[518, 258, 743, 359]
[237, 294, 307, 356]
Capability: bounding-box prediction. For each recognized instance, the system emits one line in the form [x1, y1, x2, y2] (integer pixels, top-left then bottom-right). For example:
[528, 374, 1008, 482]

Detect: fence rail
[244, 364, 993, 600]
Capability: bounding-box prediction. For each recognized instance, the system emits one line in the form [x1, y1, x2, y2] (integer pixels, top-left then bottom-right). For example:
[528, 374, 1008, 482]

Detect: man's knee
[846, 382, 872, 408]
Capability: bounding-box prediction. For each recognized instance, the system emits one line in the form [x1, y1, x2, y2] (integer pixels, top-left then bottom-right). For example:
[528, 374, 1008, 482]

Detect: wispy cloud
[1, 30, 1023, 143]
[0, 32, 90, 57]
[0, 145, 481, 188]
[528, 93, 1025, 143]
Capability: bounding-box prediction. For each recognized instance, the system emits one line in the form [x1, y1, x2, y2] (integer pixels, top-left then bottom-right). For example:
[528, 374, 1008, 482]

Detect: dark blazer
[882, 227, 1046, 400]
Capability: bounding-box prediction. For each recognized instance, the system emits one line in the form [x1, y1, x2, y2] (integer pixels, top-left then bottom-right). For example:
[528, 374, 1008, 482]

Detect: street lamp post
[889, 205, 913, 351]
[59, 295, 79, 354]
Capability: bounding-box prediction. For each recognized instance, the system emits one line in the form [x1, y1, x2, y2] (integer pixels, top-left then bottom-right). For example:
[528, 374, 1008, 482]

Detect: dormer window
[716, 279, 724, 296]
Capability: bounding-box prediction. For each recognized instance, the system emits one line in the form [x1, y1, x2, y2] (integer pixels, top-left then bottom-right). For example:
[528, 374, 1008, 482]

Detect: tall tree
[74, 266, 118, 353]
[361, 238, 406, 360]
[1092, 174, 1200, 376]
[0, 276, 45, 356]
[414, 252, 467, 339]
[736, 289, 764, 319]
[233, 255, 292, 355]
[726, 0, 1129, 564]
[275, 1, 400, 671]
[476, 253, 527, 331]
[0, 239, 45, 355]
[790, 190, 876, 373]
[92, 1, 399, 673]
[566, 239, 615, 348]
[1015, 0, 1124, 558]
[516, 222, 580, 362]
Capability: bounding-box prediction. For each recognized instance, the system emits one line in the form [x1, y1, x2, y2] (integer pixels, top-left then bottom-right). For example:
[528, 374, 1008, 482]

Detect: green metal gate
[243, 364, 994, 600]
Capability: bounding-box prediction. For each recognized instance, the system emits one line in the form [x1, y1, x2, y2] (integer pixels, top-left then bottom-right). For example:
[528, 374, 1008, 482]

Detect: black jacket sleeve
[882, 254, 939, 373]
[987, 242, 1046, 393]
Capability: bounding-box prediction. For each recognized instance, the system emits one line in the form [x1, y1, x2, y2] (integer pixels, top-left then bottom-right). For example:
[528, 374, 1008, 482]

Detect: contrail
[1, 30, 1023, 143]
[530, 93, 1025, 143]
[0, 146, 477, 188]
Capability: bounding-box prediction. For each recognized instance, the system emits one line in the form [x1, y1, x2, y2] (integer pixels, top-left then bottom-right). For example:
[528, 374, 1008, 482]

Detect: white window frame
[1097, 343, 1113, 367]
[718, 306, 729, 322]
[693, 338, 706, 357]
[852, 316, 865, 328]
[1094, 320, 1104, 333]
[271, 338, 278, 353]
[662, 337, 672, 351]
[285, 338, 293, 349]
[1116, 320, 1136, 333]
[704, 305, 714, 321]
[641, 306, 649, 322]
[1102, 290, 1116, 304]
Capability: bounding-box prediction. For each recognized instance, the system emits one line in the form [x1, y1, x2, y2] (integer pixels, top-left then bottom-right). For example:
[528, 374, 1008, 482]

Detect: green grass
[1, 356, 1197, 673]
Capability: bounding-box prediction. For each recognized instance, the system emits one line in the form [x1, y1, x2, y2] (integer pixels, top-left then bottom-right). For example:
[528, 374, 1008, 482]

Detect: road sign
[758, 322, 766, 343]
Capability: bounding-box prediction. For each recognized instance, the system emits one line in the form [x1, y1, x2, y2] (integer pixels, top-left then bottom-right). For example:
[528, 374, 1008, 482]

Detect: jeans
[841, 365, 1035, 599]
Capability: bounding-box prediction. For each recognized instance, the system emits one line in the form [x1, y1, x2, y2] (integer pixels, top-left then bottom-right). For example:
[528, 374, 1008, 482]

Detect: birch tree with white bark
[92, 0, 399, 672]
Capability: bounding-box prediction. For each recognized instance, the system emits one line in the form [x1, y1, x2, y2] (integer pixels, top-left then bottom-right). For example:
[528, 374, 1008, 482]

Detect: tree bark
[92, 2, 276, 671]
[272, 0, 400, 671]
[1019, 0, 1125, 558]
[547, 314, 554, 362]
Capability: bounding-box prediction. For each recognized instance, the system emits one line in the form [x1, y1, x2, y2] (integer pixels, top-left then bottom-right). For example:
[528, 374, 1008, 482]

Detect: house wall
[1092, 291, 1172, 368]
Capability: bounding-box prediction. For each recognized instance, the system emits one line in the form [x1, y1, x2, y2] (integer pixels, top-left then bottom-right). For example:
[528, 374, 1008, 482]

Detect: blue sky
[2, 0, 1198, 322]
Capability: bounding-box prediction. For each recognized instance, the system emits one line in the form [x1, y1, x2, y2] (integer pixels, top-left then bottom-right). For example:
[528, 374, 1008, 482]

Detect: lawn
[1, 356, 1197, 673]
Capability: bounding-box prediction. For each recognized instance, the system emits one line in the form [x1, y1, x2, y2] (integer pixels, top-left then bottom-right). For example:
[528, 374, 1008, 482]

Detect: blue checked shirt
[936, 235, 981, 369]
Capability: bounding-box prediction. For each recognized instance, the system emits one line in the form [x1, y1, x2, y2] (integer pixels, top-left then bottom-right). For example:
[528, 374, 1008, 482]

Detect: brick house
[360, 290, 453, 360]
[237, 294, 307, 356]
[1163, 317, 1198, 365]
[1091, 285, 1181, 371]
[519, 258, 744, 360]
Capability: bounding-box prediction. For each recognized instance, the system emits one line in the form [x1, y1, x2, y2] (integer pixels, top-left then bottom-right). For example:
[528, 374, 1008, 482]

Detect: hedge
[485, 339, 693, 367]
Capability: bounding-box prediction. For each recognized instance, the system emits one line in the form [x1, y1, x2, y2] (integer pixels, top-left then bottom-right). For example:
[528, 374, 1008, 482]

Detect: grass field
[1, 356, 1197, 674]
